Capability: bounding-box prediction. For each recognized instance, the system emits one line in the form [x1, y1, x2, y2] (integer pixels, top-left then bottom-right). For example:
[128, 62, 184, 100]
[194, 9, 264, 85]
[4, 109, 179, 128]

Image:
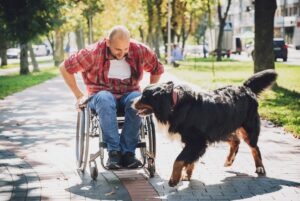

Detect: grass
[0, 58, 54, 69]
[168, 58, 300, 137]
[0, 63, 20, 69]
[0, 67, 59, 99]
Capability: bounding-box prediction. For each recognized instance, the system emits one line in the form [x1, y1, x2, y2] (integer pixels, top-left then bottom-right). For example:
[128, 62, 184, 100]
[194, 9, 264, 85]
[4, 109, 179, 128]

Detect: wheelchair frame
[75, 105, 156, 180]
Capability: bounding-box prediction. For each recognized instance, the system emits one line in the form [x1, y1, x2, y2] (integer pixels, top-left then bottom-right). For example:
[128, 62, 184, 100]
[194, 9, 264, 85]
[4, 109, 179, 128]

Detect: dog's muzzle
[132, 98, 153, 116]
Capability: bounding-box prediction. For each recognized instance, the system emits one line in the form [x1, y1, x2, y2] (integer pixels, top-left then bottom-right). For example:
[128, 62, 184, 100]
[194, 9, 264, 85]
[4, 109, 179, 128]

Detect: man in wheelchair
[59, 25, 164, 169]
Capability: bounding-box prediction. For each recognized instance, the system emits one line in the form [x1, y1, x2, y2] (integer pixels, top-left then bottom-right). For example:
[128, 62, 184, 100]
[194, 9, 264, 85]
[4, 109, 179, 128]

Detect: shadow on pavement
[66, 170, 131, 201]
[152, 170, 300, 200]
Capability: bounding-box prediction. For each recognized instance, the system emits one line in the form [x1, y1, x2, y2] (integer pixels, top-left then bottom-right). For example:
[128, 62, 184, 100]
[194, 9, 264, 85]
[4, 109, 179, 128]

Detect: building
[274, 0, 300, 48]
[221, 0, 300, 50]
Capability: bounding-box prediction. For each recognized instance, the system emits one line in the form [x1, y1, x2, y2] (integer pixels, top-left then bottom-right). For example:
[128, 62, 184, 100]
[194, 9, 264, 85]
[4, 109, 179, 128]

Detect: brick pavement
[0, 70, 300, 200]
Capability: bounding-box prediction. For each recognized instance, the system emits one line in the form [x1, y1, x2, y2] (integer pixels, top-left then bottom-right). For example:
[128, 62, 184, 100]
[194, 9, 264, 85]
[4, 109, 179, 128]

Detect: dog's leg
[169, 139, 207, 187]
[169, 160, 185, 187]
[239, 127, 266, 175]
[182, 162, 195, 181]
[224, 132, 240, 167]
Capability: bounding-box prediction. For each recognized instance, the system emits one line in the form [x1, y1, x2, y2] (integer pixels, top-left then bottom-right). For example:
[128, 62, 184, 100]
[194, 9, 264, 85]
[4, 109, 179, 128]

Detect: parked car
[249, 38, 288, 62]
[33, 44, 49, 56]
[273, 38, 288, 61]
[6, 48, 20, 59]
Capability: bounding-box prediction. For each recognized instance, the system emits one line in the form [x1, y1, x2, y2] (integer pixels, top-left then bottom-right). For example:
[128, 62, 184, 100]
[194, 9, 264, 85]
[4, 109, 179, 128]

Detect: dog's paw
[224, 160, 233, 167]
[181, 175, 191, 181]
[168, 178, 180, 187]
[255, 166, 266, 175]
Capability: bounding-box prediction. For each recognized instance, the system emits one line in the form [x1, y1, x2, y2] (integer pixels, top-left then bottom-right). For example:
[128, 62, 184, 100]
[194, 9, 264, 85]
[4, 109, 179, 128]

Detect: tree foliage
[0, 0, 64, 43]
[0, 0, 64, 74]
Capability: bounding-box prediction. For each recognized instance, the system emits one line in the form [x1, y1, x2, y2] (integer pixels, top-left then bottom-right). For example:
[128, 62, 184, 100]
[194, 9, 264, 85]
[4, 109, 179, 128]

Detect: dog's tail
[243, 69, 278, 95]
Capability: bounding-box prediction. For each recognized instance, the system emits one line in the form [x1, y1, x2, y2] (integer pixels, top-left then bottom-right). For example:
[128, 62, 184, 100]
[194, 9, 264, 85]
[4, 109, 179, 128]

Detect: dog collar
[172, 88, 179, 107]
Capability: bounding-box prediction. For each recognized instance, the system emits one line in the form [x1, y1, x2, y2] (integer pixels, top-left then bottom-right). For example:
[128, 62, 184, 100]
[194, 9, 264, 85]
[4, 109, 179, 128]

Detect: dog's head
[133, 81, 175, 123]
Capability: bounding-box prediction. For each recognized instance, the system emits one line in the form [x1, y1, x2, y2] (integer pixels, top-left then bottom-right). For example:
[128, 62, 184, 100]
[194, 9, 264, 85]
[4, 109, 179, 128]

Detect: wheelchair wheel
[140, 115, 156, 177]
[75, 107, 90, 172]
[145, 115, 156, 158]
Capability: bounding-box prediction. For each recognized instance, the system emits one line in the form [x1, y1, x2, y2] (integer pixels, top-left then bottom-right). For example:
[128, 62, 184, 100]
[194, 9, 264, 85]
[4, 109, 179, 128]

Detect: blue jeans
[88, 91, 141, 154]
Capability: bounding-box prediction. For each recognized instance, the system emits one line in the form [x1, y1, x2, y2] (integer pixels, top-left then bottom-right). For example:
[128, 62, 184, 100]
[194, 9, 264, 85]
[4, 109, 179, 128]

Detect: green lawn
[168, 58, 300, 138]
[0, 58, 54, 69]
[0, 67, 59, 99]
[0, 63, 20, 69]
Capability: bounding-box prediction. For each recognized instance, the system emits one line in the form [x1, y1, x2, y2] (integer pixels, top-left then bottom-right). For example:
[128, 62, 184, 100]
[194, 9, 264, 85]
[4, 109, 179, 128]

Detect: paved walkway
[0, 70, 300, 201]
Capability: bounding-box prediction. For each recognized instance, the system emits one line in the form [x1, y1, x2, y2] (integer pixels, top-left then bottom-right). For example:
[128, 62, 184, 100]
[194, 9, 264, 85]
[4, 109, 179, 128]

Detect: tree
[216, 0, 231, 61]
[0, 7, 9, 66]
[254, 0, 277, 72]
[0, 0, 64, 74]
[81, 0, 104, 44]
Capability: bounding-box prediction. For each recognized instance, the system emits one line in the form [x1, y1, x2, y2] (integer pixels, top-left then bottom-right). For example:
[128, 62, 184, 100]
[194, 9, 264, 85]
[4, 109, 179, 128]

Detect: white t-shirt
[108, 58, 131, 80]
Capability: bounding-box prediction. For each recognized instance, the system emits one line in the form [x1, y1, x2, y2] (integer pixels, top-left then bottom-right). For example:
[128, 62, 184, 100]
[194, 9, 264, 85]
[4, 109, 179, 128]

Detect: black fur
[134, 69, 277, 175]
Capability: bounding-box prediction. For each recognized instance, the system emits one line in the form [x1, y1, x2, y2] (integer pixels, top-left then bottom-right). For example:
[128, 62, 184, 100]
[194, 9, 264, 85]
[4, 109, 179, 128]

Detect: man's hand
[150, 74, 161, 84]
[75, 95, 89, 112]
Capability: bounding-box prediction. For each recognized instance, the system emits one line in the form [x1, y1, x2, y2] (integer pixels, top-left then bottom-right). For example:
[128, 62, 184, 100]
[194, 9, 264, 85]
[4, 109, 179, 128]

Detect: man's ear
[106, 38, 110, 47]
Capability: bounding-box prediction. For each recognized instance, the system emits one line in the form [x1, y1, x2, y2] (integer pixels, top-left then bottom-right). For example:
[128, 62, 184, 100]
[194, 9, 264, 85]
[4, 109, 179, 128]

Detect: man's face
[107, 38, 130, 60]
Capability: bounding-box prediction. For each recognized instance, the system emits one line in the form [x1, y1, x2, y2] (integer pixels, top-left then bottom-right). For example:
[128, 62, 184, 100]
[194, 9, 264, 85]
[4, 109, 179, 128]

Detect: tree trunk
[28, 42, 39, 72]
[47, 33, 55, 55]
[0, 39, 8, 66]
[146, 0, 154, 48]
[54, 29, 65, 67]
[181, 7, 193, 55]
[216, 19, 225, 61]
[0, 48, 7, 66]
[154, 0, 163, 58]
[138, 26, 145, 43]
[254, 0, 277, 72]
[20, 43, 29, 75]
[75, 26, 85, 50]
[216, 0, 232, 61]
[87, 15, 94, 44]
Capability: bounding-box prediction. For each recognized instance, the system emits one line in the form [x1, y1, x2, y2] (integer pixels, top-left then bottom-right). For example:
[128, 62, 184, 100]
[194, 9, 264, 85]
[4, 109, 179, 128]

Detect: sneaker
[122, 152, 142, 169]
[106, 150, 122, 169]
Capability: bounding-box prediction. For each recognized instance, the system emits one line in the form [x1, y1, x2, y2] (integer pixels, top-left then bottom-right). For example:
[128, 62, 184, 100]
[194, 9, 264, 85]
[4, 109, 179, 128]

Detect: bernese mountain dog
[133, 69, 277, 187]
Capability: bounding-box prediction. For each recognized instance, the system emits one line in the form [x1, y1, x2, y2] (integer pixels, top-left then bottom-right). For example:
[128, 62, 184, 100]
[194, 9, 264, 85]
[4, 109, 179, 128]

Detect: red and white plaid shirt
[64, 39, 164, 98]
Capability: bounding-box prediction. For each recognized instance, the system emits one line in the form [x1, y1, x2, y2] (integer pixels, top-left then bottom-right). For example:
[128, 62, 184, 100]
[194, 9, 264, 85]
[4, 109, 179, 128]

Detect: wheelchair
[75, 102, 156, 180]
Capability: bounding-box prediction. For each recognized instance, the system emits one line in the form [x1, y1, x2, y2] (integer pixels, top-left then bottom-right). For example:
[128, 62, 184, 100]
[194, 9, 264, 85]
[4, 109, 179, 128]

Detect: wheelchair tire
[140, 115, 156, 176]
[89, 160, 98, 180]
[75, 107, 90, 172]
[145, 115, 156, 158]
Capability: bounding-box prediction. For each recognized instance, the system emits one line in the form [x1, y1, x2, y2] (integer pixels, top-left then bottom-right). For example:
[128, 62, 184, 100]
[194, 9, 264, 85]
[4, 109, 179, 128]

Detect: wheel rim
[76, 110, 85, 168]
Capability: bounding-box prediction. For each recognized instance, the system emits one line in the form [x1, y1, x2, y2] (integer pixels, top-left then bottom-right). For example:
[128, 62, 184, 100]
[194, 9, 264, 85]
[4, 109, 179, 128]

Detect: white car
[6, 48, 20, 59]
[33, 45, 49, 56]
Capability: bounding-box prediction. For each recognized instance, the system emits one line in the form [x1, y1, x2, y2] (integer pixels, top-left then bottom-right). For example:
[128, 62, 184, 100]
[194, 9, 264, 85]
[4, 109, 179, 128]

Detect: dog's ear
[165, 81, 174, 93]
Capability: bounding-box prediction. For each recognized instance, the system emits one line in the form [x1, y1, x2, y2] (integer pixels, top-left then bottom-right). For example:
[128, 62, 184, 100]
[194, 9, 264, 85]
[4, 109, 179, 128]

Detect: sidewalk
[0, 70, 299, 201]
[0, 56, 54, 76]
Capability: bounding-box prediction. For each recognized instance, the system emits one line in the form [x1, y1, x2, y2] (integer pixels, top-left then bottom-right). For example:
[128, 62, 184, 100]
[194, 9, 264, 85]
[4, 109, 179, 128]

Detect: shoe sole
[107, 163, 121, 169]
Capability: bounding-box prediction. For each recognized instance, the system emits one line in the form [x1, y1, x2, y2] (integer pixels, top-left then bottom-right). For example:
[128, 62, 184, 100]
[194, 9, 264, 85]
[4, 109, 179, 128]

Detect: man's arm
[59, 63, 84, 100]
[150, 74, 161, 84]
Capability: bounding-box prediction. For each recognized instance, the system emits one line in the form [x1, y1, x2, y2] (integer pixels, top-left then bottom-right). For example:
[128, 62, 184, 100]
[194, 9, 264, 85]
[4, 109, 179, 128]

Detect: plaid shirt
[64, 39, 164, 98]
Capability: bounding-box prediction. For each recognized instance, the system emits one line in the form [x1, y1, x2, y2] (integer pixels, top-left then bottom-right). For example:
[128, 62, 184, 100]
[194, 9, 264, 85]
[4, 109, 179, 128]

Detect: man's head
[107, 25, 130, 60]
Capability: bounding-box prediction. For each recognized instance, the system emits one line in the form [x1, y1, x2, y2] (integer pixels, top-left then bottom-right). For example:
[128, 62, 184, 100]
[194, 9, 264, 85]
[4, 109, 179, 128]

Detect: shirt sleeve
[142, 45, 164, 76]
[64, 48, 95, 74]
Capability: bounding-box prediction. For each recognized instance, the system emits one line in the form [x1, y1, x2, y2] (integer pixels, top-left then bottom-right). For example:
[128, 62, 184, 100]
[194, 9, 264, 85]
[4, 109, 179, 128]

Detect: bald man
[60, 25, 164, 169]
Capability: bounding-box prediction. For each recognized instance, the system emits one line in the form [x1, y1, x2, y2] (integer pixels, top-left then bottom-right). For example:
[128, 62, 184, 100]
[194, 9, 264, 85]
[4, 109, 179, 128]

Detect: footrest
[136, 142, 146, 148]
